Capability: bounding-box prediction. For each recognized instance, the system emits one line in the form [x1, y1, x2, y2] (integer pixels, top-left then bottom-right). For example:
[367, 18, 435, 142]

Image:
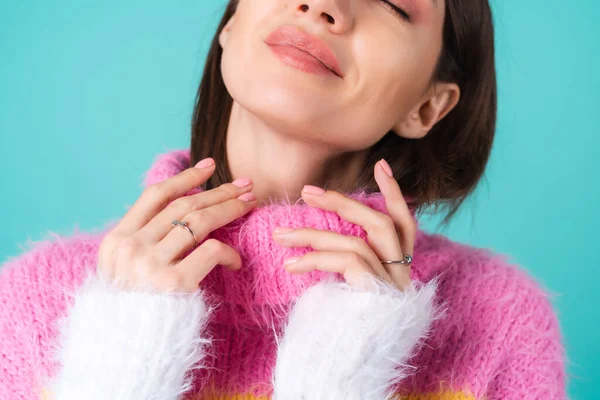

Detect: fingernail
[195, 158, 215, 169]
[274, 227, 294, 234]
[284, 257, 300, 265]
[237, 192, 256, 202]
[232, 177, 252, 187]
[379, 159, 393, 177]
[303, 185, 325, 195]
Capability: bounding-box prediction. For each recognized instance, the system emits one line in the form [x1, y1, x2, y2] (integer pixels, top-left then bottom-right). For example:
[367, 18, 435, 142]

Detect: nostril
[298, 5, 335, 24]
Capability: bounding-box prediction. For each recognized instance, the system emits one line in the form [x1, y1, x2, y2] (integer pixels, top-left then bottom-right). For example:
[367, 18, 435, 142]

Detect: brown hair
[189, 0, 497, 227]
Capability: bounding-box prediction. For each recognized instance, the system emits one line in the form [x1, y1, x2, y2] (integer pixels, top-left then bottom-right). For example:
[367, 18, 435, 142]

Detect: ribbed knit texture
[0, 149, 567, 399]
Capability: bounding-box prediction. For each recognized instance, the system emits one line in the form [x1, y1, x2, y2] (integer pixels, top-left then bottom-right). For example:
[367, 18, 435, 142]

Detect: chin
[225, 66, 330, 129]
[220, 54, 375, 149]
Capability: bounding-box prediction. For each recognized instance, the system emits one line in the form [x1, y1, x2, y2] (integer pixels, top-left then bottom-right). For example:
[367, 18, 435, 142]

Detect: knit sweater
[0, 149, 567, 400]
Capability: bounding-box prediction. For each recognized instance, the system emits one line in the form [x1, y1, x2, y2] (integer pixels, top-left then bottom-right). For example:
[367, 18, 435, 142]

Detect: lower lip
[267, 44, 338, 78]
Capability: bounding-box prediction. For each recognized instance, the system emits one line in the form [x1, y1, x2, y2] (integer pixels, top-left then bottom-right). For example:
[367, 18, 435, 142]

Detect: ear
[393, 82, 460, 139]
[219, 16, 236, 49]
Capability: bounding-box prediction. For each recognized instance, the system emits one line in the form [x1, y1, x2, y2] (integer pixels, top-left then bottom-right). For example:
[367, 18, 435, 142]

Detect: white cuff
[271, 274, 442, 400]
[46, 271, 214, 400]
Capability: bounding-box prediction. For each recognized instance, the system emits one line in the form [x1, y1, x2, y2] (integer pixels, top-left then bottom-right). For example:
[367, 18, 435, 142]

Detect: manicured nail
[195, 158, 215, 169]
[379, 159, 393, 178]
[284, 257, 300, 265]
[237, 192, 256, 202]
[303, 185, 325, 195]
[232, 177, 252, 187]
[274, 227, 294, 235]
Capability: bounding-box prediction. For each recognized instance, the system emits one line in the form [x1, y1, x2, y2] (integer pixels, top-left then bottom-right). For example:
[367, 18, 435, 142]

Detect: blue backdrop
[1, 1, 598, 397]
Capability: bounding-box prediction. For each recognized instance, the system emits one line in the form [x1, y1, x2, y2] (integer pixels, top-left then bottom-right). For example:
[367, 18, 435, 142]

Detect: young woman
[0, 0, 567, 399]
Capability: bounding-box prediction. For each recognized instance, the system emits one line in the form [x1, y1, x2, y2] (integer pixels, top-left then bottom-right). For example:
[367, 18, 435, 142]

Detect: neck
[226, 101, 369, 206]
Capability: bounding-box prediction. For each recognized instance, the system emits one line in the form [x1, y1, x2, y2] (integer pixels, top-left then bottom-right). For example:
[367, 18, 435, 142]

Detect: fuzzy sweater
[0, 149, 567, 400]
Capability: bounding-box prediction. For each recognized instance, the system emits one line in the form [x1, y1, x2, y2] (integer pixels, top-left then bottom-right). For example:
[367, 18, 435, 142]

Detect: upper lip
[265, 25, 343, 78]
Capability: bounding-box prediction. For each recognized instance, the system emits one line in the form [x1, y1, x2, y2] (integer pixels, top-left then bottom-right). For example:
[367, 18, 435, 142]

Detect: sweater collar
[142, 148, 417, 219]
[141, 149, 425, 327]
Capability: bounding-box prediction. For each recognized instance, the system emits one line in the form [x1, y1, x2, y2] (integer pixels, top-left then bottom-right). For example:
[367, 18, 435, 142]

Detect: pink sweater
[0, 149, 567, 400]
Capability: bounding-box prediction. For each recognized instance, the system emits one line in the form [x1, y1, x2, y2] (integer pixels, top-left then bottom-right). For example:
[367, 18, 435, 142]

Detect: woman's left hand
[272, 159, 415, 292]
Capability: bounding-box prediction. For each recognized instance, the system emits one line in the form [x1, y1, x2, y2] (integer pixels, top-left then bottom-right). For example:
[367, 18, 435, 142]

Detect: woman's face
[219, 0, 449, 150]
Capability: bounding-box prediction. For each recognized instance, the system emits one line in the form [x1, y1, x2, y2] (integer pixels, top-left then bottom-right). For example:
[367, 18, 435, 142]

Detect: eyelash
[379, 0, 411, 21]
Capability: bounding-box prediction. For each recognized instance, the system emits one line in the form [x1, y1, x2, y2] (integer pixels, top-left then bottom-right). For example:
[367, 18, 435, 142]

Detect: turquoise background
[1, 0, 598, 397]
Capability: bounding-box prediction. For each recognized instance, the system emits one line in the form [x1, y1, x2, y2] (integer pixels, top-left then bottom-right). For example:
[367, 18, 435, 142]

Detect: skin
[100, 0, 460, 293]
[221, 0, 459, 201]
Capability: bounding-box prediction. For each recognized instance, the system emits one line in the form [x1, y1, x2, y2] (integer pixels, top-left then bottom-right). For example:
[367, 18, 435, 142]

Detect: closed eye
[379, 0, 411, 21]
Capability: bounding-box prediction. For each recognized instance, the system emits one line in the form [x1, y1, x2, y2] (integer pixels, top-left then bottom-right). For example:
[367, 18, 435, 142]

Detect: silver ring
[171, 220, 198, 246]
[381, 254, 412, 265]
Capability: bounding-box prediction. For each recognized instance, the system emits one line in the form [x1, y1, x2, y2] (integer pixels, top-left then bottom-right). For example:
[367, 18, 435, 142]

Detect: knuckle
[140, 252, 161, 269]
[202, 238, 224, 257]
[168, 196, 195, 212]
[115, 236, 142, 259]
[200, 207, 217, 222]
[120, 236, 141, 252]
[328, 190, 344, 201]
[373, 214, 395, 232]
[349, 236, 367, 250]
[100, 233, 118, 251]
[346, 251, 364, 266]
[187, 208, 212, 227]
[219, 182, 240, 195]
[183, 210, 203, 227]
[98, 234, 117, 263]
[142, 183, 163, 200]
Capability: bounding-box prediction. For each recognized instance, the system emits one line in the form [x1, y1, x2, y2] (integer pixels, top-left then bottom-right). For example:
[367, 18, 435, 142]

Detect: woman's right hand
[97, 157, 257, 293]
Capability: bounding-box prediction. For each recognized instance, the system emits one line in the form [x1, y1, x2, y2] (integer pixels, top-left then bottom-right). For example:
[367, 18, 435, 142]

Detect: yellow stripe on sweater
[399, 390, 477, 399]
[42, 387, 477, 400]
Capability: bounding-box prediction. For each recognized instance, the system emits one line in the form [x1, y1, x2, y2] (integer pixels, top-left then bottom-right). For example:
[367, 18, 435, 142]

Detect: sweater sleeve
[43, 270, 215, 400]
[0, 255, 44, 400]
[485, 277, 567, 400]
[270, 273, 442, 400]
[0, 239, 89, 400]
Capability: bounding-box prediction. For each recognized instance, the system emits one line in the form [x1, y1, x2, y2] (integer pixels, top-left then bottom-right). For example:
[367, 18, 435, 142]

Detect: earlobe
[219, 16, 236, 48]
[393, 82, 460, 139]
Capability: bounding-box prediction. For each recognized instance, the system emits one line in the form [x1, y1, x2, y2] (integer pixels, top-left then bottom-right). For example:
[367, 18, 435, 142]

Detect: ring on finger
[171, 220, 198, 246]
[380, 254, 412, 266]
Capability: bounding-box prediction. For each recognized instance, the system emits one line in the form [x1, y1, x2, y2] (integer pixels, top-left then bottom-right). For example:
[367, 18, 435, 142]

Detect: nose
[295, 0, 354, 33]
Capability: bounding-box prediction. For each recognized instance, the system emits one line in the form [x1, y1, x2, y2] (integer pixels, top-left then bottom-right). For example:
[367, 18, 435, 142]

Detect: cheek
[220, 6, 269, 102]
[351, 34, 421, 124]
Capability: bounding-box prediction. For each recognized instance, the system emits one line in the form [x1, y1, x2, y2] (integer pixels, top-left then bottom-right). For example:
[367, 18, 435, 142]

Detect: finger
[272, 227, 393, 283]
[139, 179, 254, 243]
[160, 239, 242, 293]
[112, 159, 216, 236]
[283, 250, 380, 290]
[154, 195, 257, 260]
[300, 186, 403, 262]
[374, 159, 417, 257]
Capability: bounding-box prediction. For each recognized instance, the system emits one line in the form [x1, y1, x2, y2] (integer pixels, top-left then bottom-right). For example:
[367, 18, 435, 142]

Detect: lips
[264, 25, 343, 78]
